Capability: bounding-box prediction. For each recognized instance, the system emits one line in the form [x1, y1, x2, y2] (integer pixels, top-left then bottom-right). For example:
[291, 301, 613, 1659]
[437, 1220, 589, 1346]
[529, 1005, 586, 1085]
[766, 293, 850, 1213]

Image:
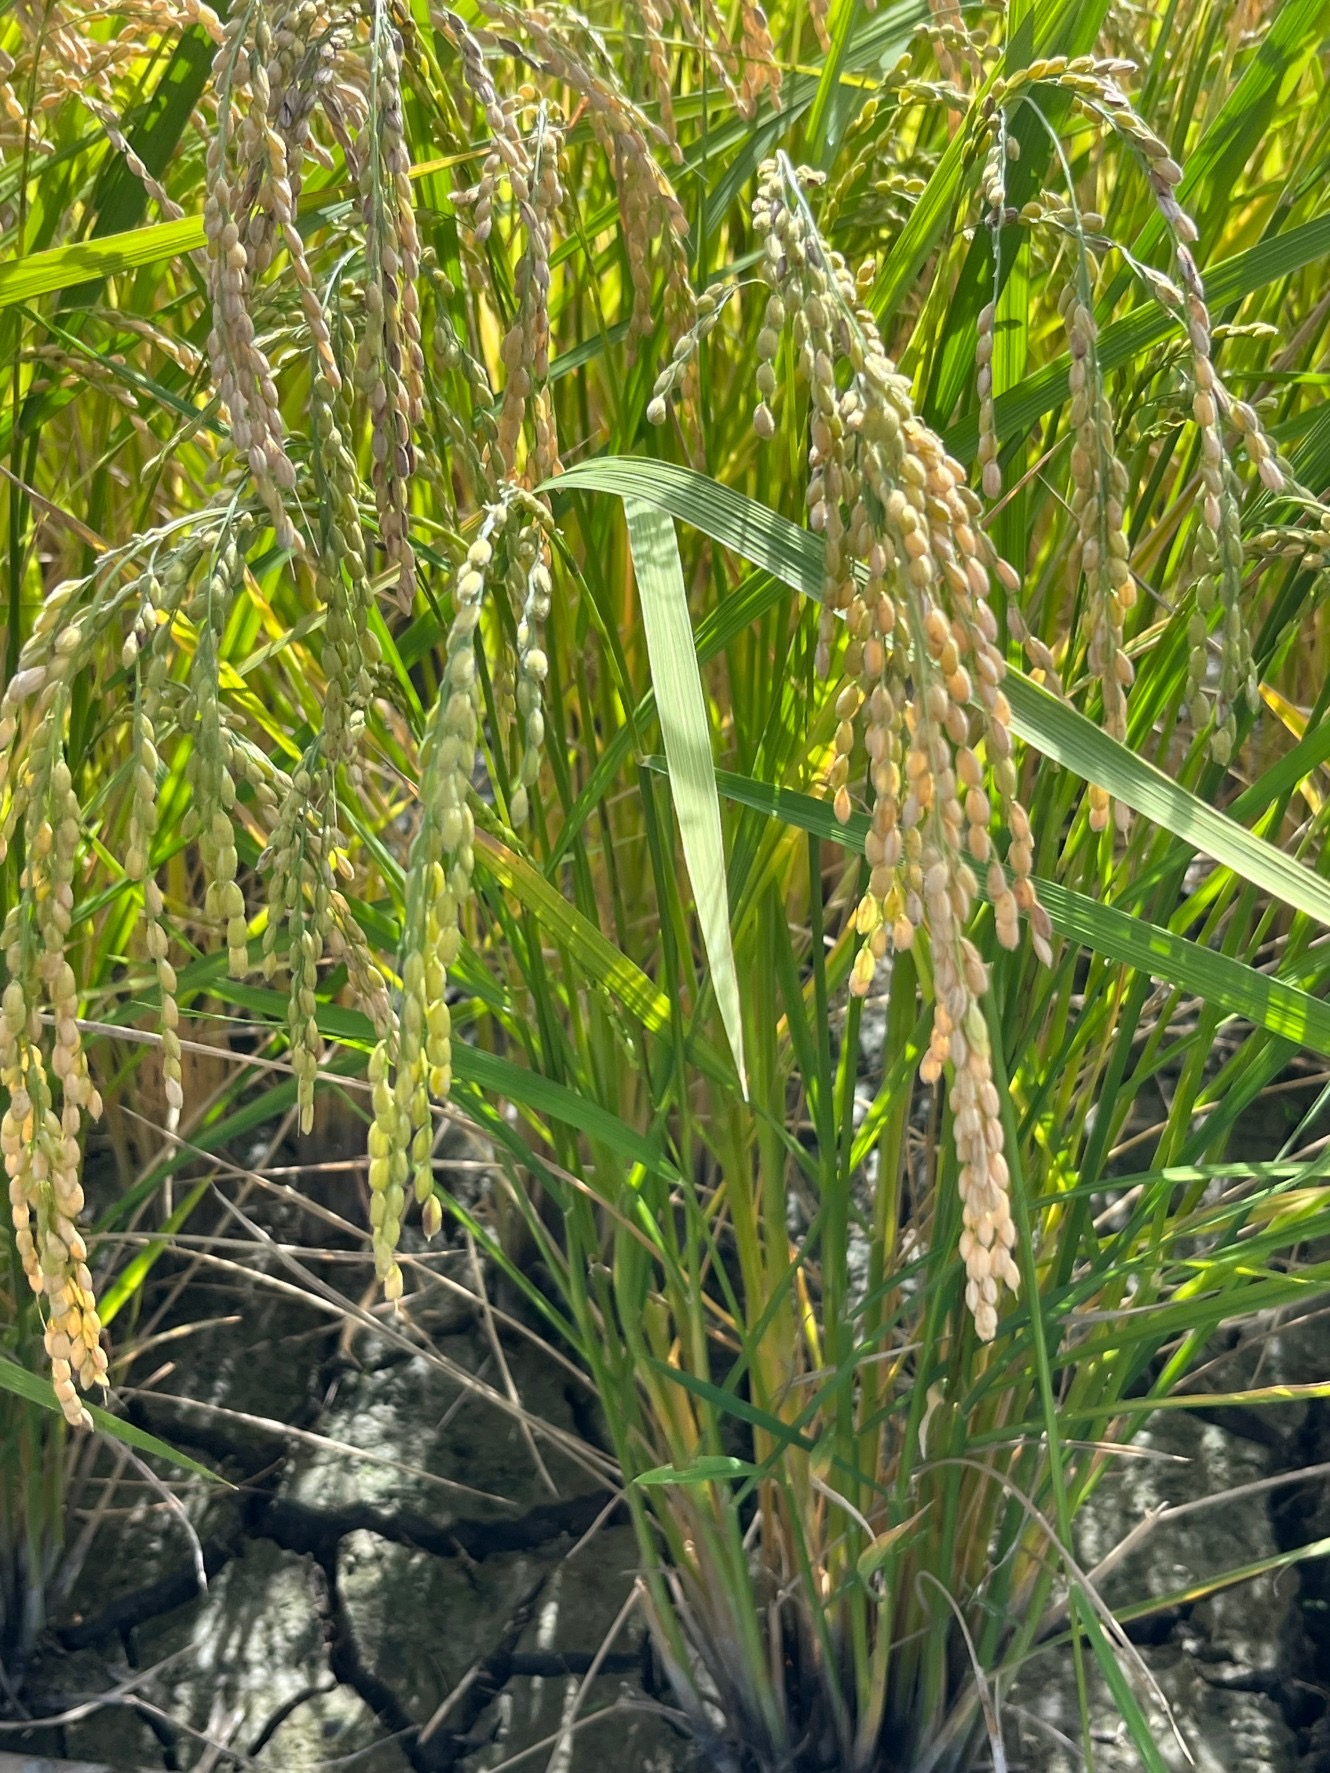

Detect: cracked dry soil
[8, 1258, 702, 1772]
[3, 1156, 1330, 1773]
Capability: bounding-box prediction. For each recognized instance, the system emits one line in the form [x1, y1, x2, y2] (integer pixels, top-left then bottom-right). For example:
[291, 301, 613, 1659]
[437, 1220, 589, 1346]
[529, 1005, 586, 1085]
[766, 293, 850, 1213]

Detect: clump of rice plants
[4, 0, 1330, 1765]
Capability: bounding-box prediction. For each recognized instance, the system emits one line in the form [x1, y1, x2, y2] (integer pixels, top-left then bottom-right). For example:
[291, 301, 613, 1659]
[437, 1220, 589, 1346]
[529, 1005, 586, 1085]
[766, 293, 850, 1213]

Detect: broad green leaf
[625, 497, 747, 1094]
[683, 763, 1330, 1058]
[559, 459, 1330, 934]
[0, 213, 206, 309]
[462, 1044, 683, 1183]
[1005, 672, 1330, 937]
[635, 1454, 762, 1486]
[648, 1359, 820, 1452]
[0, 1358, 224, 1480]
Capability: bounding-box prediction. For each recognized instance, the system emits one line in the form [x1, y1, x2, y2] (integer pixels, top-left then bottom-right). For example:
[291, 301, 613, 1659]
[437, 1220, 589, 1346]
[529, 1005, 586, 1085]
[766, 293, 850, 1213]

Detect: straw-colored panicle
[259, 766, 333, 1133]
[327, 890, 395, 1041]
[629, 0, 678, 140]
[645, 283, 735, 431]
[78, 93, 186, 221]
[240, 728, 390, 1133]
[3, 1055, 108, 1428]
[737, 2, 782, 117]
[996, 54, 1292, 764]
[362, 491, 555, 1291]
[622, 149, 668, 350]
[126, 691, 185, 1132]
[0, 535, 228, 1419]
[1069, 60, 1283, 764]
[0, 47, 22, 126]
[429, 7, 530, 250]
[257, 1, 351, 246]
[661, 0, 746, 126]
[1058, 283, 1135, 831]
[203, 3, 301, 555]
[750, 153, 1051, 1342]
[0, 686, 107, 1426]
[357, 0, 425, 614]
[477, 1, 692, 358]
[429, 272, 503, 503]
[239, 2, 341, 389]
[496, 110, 564, 482]
[312, 307, 380, 772]
[481, 0, 681, 178]
[975, 104, 1010, 502]
[0, 0, 223, 155]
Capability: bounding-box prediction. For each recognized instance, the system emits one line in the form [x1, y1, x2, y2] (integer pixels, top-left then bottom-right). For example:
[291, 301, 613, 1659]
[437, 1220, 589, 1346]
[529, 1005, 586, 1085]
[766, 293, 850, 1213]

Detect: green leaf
[686, 763, 1330, 1058]
[0, 1358, 224, 1481]
[1005, 672, 1330, 936]
[559, 459, 1330, 934]
[1076, 1605, 1173, 1773]
[0, 213, 207, 310]
[647, 1358, 820, 1452]
[635, 1454, 762, 1486]
[98, 1177, 211, 1327]
[625, 497, 747, 1095]
[461, 1043, 683, 1183]
[475, 832, 734, 1088]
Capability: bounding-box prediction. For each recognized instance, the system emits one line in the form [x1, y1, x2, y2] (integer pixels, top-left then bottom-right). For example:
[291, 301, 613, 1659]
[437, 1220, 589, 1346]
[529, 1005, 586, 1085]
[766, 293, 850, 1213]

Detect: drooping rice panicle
[749, 154, 1051, 1340]
[0, 687, 107, 1425]
[357, 0, 425, 612]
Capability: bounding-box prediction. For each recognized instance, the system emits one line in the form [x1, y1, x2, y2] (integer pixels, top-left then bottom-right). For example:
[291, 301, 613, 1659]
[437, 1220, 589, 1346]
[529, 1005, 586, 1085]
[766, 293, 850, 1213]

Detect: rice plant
[4, 0, 1330, 1764]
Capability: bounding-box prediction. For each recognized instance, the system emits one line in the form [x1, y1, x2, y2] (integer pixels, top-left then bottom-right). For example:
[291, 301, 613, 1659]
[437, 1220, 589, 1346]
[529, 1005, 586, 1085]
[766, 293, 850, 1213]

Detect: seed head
[750, 154, 1053, 1342]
